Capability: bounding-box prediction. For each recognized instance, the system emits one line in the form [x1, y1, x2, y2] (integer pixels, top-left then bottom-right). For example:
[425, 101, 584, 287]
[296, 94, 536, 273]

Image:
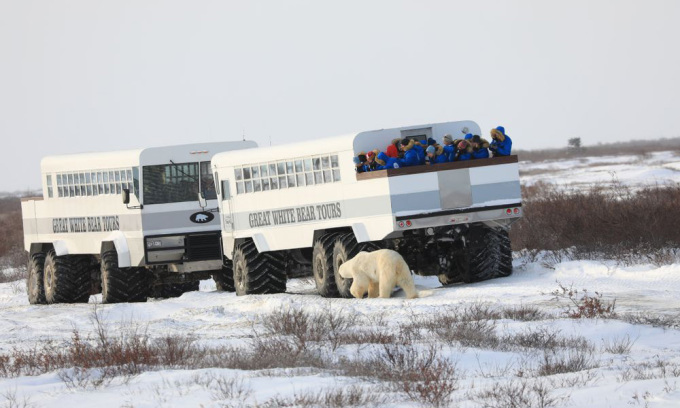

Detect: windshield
[143, 161, 216, 205]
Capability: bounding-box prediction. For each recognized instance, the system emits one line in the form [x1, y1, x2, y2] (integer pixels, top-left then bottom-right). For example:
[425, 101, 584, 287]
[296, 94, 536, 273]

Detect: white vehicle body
[22, 140, 256, 304]
[211, 120, 521, 297]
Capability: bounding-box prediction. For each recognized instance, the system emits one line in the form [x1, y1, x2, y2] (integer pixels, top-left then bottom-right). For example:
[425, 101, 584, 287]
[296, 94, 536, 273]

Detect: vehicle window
[200, 162, 217, 200]
[221, 180, 230, 200]
[143, 162, 200, 205]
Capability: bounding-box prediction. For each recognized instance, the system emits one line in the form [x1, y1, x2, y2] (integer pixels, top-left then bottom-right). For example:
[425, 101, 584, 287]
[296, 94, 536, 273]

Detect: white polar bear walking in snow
[338, 249, 418, 299]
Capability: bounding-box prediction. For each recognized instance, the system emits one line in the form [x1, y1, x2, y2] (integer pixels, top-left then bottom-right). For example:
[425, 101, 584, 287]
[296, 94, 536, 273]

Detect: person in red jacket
[386, 138, 402, 158]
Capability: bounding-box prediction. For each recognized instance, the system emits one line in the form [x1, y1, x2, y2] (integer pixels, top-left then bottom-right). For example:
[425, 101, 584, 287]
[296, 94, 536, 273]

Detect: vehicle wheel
[151, 281, 200, 298]
[462, 225, 513, 283]
[213, 258, 235, 292]
[312, 233, 340, 297]
[27, 252, 47, 304]
[333, 233, 382, 298]
[232, 240, 286, 296]
[43, 250, 91, 304]
[100, 250, 149, 303]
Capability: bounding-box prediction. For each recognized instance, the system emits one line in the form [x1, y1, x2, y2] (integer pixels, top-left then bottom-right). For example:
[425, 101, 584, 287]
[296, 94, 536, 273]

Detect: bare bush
[261, 385, 384, 408]
[408, 303, 500, 348]
[537, 349, 597, 376]
[340, 343, 459, 408]
[204, 374, 253, 405]
[259, 305, 352, 352]
[473, 379, 568, 408]
[549, 282, 616, 319]
[501, 327, 592, 352]
[621, 312, 680, 329]
[501, 305, 549, 322]
[1, 388, 36, 408]
[601, 335, 635, 354]
[0, 305, 211, 383]
[0, 197, 24, 269]
[618, 357, 680, 382]
[511, 183, 680, 265]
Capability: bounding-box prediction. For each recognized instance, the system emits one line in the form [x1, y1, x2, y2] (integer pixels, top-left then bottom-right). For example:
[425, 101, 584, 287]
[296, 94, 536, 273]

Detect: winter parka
[412, 142, 426, 165]
[471, 137, 491, 159]
[442, 144, 455, 162]
[490, 128, 512, 156]
[428, 145, 448, 165]
[375, 152, 400, 170]
[454, 140, 473, 161]
[386, 138, 401, 158]
[397, 140, 421, 167]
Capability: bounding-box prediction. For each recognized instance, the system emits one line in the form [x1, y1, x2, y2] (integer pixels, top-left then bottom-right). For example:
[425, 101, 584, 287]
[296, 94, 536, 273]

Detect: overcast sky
[1, 0, 679, 191]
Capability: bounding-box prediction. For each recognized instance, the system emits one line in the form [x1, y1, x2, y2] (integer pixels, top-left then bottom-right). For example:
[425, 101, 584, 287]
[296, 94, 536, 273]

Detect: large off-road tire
[43, 250, 91, 304]
[333, 233, 382, 298]
[151, 281, 200, 298]
[312, 233, 340, 297]
[212, 258, 235, 292]
[232, 240, 286, 296]
[27, 252, 47, 304]
[456, 225, 513, 283]
[100, 250, 149, 303]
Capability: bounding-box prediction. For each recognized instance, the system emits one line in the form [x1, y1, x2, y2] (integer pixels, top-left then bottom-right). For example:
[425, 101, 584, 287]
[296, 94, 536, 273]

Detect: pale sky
[1, 0, 679, 192]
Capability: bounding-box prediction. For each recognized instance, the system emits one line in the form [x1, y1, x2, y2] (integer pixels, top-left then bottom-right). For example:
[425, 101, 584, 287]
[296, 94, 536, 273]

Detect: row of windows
[233, 155, 341, 195]
[47, 168, 138, 198]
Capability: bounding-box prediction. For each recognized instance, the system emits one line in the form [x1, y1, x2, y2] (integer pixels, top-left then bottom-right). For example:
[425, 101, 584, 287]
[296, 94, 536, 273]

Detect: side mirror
[198, 192, 207, 209]
[122, 188, 130, 205]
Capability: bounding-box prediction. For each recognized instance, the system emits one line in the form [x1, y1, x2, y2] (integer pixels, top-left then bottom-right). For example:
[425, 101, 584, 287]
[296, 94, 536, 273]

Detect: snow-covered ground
[3, 151, 680, 407]
[520, 151, 680, 190]
[1, 258, 680, 407]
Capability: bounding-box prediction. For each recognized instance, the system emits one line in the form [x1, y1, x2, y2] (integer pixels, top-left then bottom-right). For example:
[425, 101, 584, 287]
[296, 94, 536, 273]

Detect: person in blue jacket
[426, 145, 448, 165]
[470, 135, 490, 159]
[375, 152, 400, 170]
[442, 134, 456, 162]
[412, 140, 426, 165]
[455, 140, 473, 161]
[489, 126, 512, 157]
[397, 138, 421, 167]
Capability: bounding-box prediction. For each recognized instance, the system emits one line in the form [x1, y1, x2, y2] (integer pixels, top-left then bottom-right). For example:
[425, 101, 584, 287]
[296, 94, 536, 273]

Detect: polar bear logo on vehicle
[190, 211, 215, 224]
[196, 214, 209, 222]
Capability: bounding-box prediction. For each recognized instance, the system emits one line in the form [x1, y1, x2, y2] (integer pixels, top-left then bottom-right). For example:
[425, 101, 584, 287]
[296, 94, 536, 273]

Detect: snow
[521, 151, 680, 190]
[3, 151, 680, 407]
[2, 259, 680, 407]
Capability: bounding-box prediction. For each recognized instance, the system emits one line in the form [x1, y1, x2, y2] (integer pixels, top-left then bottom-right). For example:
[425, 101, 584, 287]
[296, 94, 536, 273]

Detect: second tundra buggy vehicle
[211, 120, 521, 297]
[22, 140, 256, 304]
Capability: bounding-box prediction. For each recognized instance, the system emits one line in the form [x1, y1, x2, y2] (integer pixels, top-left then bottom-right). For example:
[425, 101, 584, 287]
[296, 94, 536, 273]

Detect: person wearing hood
[354, 151, 368, 173]
[397, 138, 421, 167]
[361, 150, 379, 172]
[470, 135, 490, 159]
[386, 138, 402, 159]
[375, 151, 400, 170]
[454, 140, 473, 161]
[426, 145, 448, 165]
[441, 134, 456, 162]
[411, 139, 426, 165]
[489, 126, 512, 157]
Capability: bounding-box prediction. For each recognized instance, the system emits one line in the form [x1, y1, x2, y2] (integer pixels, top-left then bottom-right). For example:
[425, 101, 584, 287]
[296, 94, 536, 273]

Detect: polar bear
[338, 249, 418, 299]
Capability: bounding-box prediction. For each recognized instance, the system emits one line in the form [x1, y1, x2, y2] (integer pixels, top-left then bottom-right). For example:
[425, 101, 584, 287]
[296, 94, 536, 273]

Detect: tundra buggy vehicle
[210, 120, 522, 297]
[22, 140, 256, 304]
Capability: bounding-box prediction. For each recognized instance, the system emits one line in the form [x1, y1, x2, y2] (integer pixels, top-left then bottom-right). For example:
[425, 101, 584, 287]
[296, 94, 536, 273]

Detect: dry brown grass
[511, 183, 680, 265]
